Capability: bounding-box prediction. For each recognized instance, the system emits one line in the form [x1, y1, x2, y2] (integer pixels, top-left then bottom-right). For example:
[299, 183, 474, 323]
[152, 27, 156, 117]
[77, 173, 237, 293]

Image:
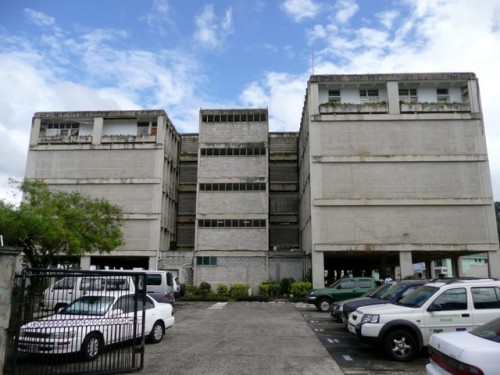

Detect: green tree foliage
[0, 180, 124, 268]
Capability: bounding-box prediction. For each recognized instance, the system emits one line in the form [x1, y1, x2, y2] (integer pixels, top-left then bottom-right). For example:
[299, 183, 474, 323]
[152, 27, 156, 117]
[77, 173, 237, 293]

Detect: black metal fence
[6, 269, 147, 375]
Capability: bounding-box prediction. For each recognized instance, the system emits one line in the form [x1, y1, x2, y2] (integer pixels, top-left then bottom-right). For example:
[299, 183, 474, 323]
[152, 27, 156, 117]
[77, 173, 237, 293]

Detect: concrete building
[25, 110, 180, 270]
[298, 73, 500, 288]
[23, 72, 499, 291]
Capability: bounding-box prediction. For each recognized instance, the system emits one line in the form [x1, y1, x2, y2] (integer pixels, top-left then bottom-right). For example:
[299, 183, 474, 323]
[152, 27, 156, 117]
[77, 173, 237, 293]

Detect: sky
[0, 0, 500, 203]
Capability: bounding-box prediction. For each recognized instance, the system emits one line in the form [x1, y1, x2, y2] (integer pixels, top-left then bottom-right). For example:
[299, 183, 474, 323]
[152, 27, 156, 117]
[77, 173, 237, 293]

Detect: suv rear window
[472, 287, 500, 309]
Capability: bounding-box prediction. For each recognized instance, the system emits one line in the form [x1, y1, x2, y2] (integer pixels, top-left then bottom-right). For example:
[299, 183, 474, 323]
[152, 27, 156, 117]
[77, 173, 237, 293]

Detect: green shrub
[199, 281, 211, 296]
[290, 282, 312, 297]
[230, 283, 250, 299]
[216, 284, 228, 296]
[185, 284, 199, 296]
[279, 277, 295, 295]
[259, 281, 280, 297]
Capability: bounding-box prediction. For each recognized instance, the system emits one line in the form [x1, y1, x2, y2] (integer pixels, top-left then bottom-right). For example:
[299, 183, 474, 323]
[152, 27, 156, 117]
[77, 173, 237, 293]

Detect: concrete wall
[197, 192, 267, 214]
[197, 228, 267, 251]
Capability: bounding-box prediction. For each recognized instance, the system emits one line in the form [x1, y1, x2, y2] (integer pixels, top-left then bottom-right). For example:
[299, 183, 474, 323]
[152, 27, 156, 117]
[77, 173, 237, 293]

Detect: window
[399, 88, 418, 103]
[328, 90, 341, 103]
[196, 256, 217, 266]
[433, 288, 467, 310]
[53, 277, 76, 290]
[472, 287, 500, 309]
[359, 89, 379, 103]
[359, 279, 373, 288]
[437, 88, 449, 103]
[198, 219, 266, 228]
[339, 280, 356, 289]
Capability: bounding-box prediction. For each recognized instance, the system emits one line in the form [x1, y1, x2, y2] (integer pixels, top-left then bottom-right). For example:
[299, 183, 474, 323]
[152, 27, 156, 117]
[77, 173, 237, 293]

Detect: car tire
[81, 332, 103, 361]
[383, 329, 418, 362]
[148, 321, 165, 344]
[316, 298, 332, 312]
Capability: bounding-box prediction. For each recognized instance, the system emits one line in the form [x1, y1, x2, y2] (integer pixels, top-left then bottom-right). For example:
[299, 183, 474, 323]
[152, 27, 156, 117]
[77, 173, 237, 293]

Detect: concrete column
[80, 256, 91, 270]
[399, 251, 413, 279]
[425, 260, 432, 279]
[92, 117, 103, 145]
[379, 256, 387, 279]
[0, 247, 22, 372]
[148, 256, 158, 270]
[487, 251, 500, 278]
[450, 257, 461, 277]
[29, 118, 41, 146]
[387, 81, 400, 114]
[311, 251, 324, 288]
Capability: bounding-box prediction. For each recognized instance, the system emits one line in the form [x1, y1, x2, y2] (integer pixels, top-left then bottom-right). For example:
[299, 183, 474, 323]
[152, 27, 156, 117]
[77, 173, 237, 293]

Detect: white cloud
[282, 0, 321, 22]
[24, 8, 55, 27]
[194, 5, 233, 49]
[334, 0, 359, 24]
[377, 10, 399, 30]
[140, 0, 173, 36]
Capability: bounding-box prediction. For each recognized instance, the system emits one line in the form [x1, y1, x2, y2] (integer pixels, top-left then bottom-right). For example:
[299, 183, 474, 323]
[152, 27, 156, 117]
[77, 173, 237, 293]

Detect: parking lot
[142, 301, 428, 375]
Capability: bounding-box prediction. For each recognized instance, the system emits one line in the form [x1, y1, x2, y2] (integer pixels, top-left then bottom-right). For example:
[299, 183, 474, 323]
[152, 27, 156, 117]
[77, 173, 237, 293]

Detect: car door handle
[461, 313, 470, 317]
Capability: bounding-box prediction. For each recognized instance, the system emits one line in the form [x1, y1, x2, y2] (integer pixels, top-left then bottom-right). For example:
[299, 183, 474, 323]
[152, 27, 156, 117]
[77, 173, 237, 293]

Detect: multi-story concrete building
[298, 73, 500, 287]
[23, 72, 500, 291]
[25, 110, 180, 270]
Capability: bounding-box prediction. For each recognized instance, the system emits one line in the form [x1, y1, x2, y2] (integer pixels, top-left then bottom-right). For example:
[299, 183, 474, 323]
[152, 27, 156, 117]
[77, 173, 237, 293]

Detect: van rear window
[146, 274, 162, 286]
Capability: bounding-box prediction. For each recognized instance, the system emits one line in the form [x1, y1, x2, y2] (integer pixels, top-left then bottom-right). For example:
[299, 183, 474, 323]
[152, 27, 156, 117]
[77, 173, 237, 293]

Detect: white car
[427, 317, 500, 375]
[18, 293, 175, 360]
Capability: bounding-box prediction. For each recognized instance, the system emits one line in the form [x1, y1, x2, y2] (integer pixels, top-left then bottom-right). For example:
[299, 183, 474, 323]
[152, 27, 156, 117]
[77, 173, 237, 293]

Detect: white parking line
[342, 355, 353, 361]
[314, 328, 324, 332]
[327, 338, 339, 344]
[208, 302, 228, 309]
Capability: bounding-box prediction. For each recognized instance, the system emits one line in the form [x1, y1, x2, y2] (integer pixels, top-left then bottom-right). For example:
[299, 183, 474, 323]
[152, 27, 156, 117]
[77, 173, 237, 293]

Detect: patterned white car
[18, 293, 174, 360]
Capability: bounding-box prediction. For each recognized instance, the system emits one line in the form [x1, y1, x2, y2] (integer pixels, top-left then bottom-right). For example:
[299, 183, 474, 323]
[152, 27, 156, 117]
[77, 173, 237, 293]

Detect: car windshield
[380, 283, 407, 301]
[470, 318, 500, 343]
[59, 296, 115, 316]
[368, 283, 393, 298]
[395, 286, 439, 307]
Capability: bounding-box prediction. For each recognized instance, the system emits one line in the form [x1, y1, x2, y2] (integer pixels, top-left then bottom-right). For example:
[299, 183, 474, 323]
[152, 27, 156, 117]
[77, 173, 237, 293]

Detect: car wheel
[148, 321, 165, 343]
[316, 298, 332, 312]
[383, 329, 418, 362]
[81, 332, 103, 361]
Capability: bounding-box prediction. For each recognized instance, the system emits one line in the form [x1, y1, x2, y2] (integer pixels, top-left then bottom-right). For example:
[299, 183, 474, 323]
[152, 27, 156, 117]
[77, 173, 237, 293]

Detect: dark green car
[306, 277, 377, 312]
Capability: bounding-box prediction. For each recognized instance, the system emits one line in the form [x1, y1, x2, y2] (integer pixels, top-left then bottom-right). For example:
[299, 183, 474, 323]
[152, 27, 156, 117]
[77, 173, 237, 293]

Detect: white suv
[347, 278, 500, 362]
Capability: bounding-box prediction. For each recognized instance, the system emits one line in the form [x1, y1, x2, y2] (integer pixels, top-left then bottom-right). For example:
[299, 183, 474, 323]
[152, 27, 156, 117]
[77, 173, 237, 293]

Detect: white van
[42, 274, 135, 312]
[142, 270, 176, 305]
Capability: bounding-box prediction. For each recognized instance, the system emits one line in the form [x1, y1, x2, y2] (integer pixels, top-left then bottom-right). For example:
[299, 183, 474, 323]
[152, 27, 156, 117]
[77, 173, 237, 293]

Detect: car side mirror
[427, 303, 442, 312]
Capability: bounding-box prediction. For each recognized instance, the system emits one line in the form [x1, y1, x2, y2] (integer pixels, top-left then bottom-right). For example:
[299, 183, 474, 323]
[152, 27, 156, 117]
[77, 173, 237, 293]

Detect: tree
[0, 179, 124, 268]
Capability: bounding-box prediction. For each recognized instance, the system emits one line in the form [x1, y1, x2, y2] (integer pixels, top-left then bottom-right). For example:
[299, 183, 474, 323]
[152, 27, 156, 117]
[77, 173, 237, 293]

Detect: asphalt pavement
[142, 301, 345, 375]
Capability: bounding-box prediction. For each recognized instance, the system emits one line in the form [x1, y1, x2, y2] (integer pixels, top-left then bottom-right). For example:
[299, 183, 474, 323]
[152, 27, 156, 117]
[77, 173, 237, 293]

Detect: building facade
[298, 73, 500, 288]
[25, 110, 180, 270]
[23, 72, 500, 291]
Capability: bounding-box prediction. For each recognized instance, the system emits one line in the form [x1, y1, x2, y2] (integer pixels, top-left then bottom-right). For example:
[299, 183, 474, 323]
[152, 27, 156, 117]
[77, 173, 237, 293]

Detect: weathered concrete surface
[143, 301, 344, 375]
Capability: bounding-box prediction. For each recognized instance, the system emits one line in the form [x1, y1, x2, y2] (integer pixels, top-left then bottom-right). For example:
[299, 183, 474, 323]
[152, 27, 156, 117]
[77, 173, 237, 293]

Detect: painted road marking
[314, 328, 324, 332]
[342, 355, 353, 361]
[327, 338, 340, 343]
[208, 302, 228, 309]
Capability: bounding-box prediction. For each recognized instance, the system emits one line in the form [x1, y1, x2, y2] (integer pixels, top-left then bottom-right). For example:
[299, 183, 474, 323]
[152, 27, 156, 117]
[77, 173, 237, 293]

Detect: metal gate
[7, 269, 147, 375]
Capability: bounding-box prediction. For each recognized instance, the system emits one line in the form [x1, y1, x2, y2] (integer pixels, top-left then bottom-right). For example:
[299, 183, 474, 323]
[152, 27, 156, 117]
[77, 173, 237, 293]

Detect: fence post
[0, 246, 22, 374]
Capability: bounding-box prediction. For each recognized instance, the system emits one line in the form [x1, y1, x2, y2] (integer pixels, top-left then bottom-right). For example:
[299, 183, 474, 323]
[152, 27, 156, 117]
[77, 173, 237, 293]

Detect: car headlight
[309, 291, 315, 296]
[361, 314, 379, 324]
[49, 331, 77, 339]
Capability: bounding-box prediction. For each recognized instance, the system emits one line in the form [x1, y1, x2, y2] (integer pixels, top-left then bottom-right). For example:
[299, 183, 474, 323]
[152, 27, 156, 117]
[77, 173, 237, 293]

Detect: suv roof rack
[429, 277, 498, 284]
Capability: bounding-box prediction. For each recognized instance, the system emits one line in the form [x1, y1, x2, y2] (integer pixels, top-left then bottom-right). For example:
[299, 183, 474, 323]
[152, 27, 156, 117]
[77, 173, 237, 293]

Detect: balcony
[400, 102, 471, 113]
[319, 102, 388, 114]
[101, 134, 157, 143]
[38, 135, 92, 144]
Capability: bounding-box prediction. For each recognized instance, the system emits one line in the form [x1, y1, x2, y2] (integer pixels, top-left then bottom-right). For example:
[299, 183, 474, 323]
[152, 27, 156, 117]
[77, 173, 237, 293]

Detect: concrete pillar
[487, 251, 500, 278]
[80, 256, 91, 270]
[450, 257, 460, 277]
[92, 117, 103, 145]
[0, 247, 22, 372]
[425, 260, 432, 279]
[399, 251, 413, 279]
[311, 251, 324, 288]
[148, 256, 158, 270]
[387, 81, 401, 115]
[379, 256, 387, 278]
[29, 118, 41, 146]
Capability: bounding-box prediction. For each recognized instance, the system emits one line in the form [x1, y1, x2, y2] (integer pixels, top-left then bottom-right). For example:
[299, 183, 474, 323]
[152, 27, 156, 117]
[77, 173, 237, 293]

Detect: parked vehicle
[347, 278, 500, 362]
[307, 277, 377, 312]
[143, 270, 176, 304]
[340, 279, 429, 326]
[426, 316, 500, 375]
[42, 275, 135, 313]
[331, 281, 394, 322]
[18, 293, 175, 360]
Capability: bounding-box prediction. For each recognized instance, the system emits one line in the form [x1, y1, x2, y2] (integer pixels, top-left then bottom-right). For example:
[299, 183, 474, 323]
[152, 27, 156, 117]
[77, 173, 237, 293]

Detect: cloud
[333, 0, 359, 24]
[194, 5, 233, 49]
[281, 0, 321, 22]
[140, 0, 173, 36]
[24, 8, 55, 27]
